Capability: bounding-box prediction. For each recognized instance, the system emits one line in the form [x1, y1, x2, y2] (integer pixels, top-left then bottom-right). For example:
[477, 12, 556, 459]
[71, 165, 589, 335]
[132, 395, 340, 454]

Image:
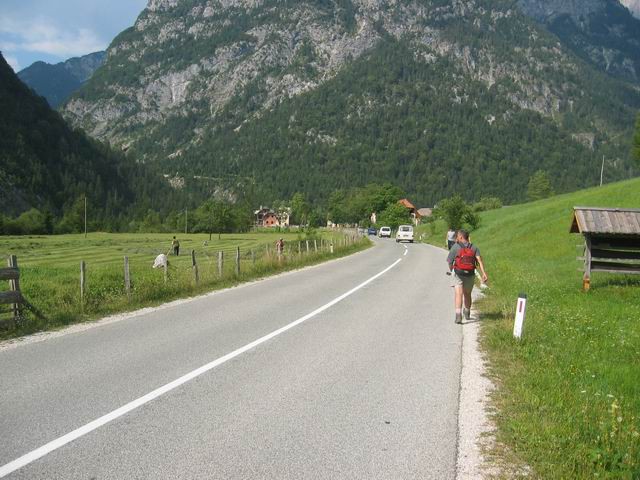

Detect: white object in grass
[153, 254, 168, 269]
[513, 293, 527, 339]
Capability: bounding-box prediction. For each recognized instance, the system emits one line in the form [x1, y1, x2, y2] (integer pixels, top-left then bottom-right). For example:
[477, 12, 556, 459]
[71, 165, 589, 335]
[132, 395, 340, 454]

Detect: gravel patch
[456, 289, 498, 479]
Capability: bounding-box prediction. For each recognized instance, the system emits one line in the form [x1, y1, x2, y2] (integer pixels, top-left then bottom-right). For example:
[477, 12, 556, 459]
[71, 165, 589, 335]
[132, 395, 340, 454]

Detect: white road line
[0, 258, 403, 478]
[404, 249, 408, 256]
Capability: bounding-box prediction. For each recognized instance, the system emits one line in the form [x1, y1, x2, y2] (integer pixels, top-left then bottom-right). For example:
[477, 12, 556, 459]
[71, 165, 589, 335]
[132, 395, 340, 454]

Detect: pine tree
[527, 170, 555, 201]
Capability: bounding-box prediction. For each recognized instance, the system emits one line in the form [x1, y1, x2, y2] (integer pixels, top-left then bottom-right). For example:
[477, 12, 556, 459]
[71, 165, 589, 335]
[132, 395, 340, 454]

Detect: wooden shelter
[570, 207, 640, 291]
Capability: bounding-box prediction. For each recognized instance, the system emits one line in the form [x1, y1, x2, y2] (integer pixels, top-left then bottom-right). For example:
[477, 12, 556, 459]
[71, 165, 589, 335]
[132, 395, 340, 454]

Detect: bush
[473, 196, 503, 212]
[14, 208, 48, 234]
[378, 202, 412, 229]
[435, 194, 481, 232]
[527, 170, 555, 201]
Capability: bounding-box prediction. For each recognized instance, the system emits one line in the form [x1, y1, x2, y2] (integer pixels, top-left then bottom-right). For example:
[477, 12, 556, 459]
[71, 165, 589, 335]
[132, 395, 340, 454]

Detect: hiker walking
[171, 236, 180, 256]
[447, 229, 488, 324]
[446, 227, 457, 250]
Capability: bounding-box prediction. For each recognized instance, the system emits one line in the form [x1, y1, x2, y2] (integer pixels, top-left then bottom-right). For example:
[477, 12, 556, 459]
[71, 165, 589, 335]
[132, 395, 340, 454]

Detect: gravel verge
[456, 289, 498, 479]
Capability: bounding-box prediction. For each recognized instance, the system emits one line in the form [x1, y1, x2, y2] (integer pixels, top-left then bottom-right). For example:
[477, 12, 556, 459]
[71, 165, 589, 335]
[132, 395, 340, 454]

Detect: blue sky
[0, 0, 147, 72]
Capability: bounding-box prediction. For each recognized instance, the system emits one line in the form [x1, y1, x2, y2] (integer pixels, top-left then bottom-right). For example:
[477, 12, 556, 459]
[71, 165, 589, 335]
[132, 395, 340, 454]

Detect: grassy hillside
[461, 179, 640, 477]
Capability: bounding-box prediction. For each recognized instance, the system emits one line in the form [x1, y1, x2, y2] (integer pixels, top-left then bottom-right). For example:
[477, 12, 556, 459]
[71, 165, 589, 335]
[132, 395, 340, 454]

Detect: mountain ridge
[0, 51, 164, 227]
[518, 0, 640, 82]
[62, 0, 639, 205]
[18, 51, 106, 108]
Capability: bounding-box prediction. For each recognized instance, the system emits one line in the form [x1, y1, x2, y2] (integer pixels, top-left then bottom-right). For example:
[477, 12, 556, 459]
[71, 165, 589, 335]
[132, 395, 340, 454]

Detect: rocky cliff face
[518, 0, 640, 82]
[62, 0, 640, 203]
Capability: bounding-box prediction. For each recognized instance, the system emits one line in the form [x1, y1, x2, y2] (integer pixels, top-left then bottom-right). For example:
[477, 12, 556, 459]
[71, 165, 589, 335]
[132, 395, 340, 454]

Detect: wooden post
[8, 255, 20, 320]
[124, 256, 131, 300]
[235, 247, 241, 276]
[80, 260, 86, 310]
[192, 250, 199, 285]
[314, 239, 318, 253]
[298, 241, 302, 256]
[583, 236, 592, 291]
[163, 261, 168, 284]
[330, 242, 334, 254]
[306, 240, 310, 254]
[218, 251, 224, 278]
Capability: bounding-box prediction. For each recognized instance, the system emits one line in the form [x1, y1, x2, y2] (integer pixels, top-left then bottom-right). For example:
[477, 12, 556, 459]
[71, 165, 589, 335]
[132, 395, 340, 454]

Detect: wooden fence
[1, 233, 362, 329]
[72, 234, 361, 309]
[0, 255, 45, 328]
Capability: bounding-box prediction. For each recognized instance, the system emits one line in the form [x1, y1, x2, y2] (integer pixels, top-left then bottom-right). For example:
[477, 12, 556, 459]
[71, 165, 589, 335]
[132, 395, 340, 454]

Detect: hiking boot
[463, 308, 471, 320]
[455, 313, 462, 324]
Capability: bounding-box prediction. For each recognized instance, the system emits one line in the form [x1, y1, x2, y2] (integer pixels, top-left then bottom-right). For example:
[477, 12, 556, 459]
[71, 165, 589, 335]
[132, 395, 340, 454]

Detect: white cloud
[3, 54, 20, 71]
[0, 17, 106, 59]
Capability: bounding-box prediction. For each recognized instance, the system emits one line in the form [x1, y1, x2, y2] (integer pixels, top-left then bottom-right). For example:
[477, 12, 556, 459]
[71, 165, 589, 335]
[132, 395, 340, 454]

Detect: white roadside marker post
[513, 293, 527, 340]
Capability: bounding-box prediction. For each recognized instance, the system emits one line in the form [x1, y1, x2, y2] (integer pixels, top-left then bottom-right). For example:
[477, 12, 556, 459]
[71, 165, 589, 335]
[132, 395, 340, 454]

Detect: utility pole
[185, 208, 188, 234]
[84, 195, 87, 239]
[600, 132, 624, 187]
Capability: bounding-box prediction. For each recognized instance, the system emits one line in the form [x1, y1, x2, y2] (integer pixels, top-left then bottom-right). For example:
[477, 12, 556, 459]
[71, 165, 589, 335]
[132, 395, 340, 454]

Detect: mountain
[18, 51, 106, 108]
[518, 0, 640, 83]
[63, 0, 640, 206]
[0, 52, 154, 225]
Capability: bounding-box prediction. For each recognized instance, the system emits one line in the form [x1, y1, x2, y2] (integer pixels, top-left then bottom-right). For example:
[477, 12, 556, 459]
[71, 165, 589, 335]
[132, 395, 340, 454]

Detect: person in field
[447, 229, 488, 324]
[171, 236, 180, 256]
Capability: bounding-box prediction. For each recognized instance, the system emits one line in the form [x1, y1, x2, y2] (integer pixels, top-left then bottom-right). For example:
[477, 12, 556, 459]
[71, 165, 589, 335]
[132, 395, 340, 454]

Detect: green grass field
[421, 178, 640, 478]
[0, 230, 368, 338]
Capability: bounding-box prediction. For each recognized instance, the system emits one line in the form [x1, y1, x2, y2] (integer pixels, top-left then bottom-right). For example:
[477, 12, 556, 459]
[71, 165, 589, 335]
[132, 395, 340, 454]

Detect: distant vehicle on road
[378, 226, 391, 238]
[396, 225, 414, 243]
[367, 227, 377, 236]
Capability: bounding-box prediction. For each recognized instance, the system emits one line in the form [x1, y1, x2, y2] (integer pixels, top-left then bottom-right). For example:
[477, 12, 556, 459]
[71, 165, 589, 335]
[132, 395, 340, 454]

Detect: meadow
[0, 230, 367, 339]
[421, 178, 640, 478]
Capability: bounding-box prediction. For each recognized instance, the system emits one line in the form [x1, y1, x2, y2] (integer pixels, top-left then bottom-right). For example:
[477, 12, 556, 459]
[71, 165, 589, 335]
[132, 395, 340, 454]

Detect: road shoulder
[456, 294, 498, 479]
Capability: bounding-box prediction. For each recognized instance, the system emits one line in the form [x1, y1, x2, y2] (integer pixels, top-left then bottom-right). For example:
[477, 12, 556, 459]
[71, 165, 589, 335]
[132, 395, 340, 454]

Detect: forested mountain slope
[63, 0, 640, 205]
[518, 0, 640, 83]
[18, 52, 106, 108]
[0, 53, 166, 227]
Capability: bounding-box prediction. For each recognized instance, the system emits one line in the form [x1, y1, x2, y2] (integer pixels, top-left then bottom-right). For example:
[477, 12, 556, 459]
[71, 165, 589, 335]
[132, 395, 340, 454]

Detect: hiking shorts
[453, 272, 475, 292]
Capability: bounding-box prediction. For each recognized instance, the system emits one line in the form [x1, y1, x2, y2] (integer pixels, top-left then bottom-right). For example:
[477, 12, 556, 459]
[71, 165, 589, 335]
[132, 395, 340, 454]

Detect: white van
[378, 226, 391, 238]
[396, 225, 414, 243]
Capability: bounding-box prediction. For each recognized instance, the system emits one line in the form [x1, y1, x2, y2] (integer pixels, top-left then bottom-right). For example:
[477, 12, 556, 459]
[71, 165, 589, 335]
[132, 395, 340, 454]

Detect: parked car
[378, 226, 391, 238]
[396, 225, 414, 243]
[367, 227, 377, 236]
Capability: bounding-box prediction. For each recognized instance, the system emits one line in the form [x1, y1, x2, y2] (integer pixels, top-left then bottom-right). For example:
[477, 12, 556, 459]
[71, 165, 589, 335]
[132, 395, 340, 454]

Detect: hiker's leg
[463, 288, 472, 309]
[454, 285, 463, 310]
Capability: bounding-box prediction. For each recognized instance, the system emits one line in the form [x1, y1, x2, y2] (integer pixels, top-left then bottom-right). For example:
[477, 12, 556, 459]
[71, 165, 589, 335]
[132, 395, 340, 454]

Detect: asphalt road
[0, 238, 461, 479]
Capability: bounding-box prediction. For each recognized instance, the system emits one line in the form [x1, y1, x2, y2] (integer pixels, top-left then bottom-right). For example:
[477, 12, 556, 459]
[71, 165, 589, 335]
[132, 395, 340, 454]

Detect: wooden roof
[398, 198, 417, 211]
[570, 207, 640, 235]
